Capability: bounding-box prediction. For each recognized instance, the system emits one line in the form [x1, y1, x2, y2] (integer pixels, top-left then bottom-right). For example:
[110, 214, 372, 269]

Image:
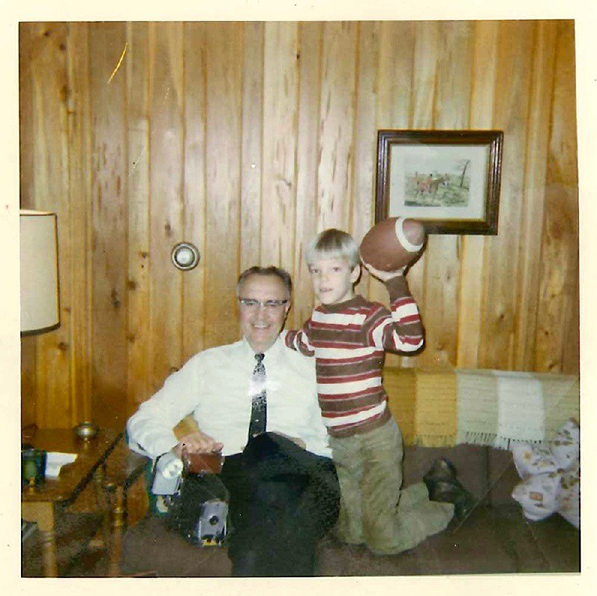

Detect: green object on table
[22, 448, 47, 486]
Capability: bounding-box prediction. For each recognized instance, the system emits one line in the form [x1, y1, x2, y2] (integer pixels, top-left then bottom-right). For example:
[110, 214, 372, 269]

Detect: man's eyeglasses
[238, 298, 289, 310]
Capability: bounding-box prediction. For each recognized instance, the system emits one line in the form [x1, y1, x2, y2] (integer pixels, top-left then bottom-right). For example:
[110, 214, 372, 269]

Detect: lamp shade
[20, 210, 60, 335]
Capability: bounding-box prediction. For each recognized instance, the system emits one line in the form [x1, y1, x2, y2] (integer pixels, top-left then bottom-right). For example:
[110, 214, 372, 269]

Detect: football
[360, 217, 426, 271]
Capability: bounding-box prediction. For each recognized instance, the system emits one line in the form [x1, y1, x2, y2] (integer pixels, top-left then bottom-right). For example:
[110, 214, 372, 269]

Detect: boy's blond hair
[305, 228, 360, 269]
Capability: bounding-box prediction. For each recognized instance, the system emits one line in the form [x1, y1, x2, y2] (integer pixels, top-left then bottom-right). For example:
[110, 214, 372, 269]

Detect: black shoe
[423, 459, 475, 521]
[425, 478, 475, 520]
[423, 457, 458, 482]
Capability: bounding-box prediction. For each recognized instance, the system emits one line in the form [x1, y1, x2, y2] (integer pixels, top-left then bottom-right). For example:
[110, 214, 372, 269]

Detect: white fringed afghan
[456, 369, 498, 446]
[386, 366, 579, 449]
[456, 369, 579, 450]
[494, 371, 544, 449]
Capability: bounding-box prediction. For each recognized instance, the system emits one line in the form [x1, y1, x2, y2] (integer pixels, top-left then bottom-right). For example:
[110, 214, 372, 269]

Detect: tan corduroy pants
[329, 417, 454, 555]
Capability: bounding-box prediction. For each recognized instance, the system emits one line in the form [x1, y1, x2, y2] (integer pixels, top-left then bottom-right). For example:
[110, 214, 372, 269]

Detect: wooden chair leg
[23, 501, 58, 577]
[90, 464, 111, 549]
[39, 527, 59, 577]
[109, 486, 125, 577]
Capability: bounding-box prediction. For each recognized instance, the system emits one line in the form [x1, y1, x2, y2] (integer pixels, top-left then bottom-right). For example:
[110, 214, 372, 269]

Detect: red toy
[360, 217, 426, 271]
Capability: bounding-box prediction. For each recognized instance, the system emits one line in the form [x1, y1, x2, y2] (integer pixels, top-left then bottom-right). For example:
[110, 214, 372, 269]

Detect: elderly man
[127, 266, 340, 576]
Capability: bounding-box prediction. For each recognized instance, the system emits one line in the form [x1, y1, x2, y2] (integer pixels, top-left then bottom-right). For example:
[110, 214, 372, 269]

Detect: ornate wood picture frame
[375, 130, 504, 234]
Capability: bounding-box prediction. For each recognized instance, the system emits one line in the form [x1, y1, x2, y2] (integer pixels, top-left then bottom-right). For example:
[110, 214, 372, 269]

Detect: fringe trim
[409, 433, 552, 450]
[458, 431, 497, 446]
[493, 436, 547, 451]
[457, 431, 548, 451]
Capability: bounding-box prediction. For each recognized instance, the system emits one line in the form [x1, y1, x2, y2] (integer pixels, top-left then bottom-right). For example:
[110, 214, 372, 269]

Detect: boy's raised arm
[363, 264, 425, 354]
[282, 326, 315, 357]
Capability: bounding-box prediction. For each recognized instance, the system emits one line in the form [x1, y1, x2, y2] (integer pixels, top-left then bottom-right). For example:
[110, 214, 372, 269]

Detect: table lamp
[20, 210, 60, 335]
[20, 210, 60, 487]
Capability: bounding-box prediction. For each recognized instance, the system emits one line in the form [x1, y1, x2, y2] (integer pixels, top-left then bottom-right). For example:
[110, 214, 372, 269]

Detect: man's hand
[173, 431, 224, 458]
[362, 260, 405, 282]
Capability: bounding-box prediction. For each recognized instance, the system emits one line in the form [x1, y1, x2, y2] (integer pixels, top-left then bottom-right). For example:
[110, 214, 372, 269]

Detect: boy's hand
[362, 259, 405, 282]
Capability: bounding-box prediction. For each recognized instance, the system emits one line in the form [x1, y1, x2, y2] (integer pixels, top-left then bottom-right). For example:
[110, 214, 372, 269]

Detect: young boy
[284, 228, 454, 554]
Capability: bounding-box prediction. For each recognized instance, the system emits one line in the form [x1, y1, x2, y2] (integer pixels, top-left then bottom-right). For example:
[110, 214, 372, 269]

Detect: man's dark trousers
[220, 432, 340, 576]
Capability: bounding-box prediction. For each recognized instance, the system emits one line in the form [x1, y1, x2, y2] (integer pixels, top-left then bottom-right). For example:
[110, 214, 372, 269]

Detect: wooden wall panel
[375, 21, 415, 368]
[67, 23, 93, 423]
[535, 22, 579, 373]
[239, 22, 264, 273]
[19, 21, 579, 430]
[20, 336, 37, 427]
[203, 23, 243, 349]
[89, 23, 128, 429]
[411, 21, 439, 130]
[182, 23, 208, 362]
[513, 22, 558, 371]
[292, 22, 322, 329]
[479, 21, 535, 371]
[126, 22, 151, 412]
[456, 21, 499, 368]
[18, 24, 35, 210]
[317, 22, 357, 232]
[351, 21, 380, 301]
[420, 22, 473, 368]
[261, 22, 298, 270]
[402, 22, 442, 368]
[378, 22, 414, 130]
[29, 22, 73, 428]
[148, 23, 185, 394]
[19, 24, 37, 427]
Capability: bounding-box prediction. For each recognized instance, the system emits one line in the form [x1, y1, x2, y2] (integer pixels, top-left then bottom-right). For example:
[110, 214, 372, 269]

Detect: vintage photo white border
[3, 2, 597, 596]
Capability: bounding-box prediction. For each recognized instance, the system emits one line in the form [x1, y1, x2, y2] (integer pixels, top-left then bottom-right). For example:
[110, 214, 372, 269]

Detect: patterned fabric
[455, 369, 498, 445]
[414, 368, 458, 447]
[284, 275, 424, 438]
[495, 371, 544, 448]
[248, 353, 267, 439]
[542, 375, 580, 442]
[384, 367, 417, 444]
[385, 367, 580, 449]
[511, 418, 580, 528]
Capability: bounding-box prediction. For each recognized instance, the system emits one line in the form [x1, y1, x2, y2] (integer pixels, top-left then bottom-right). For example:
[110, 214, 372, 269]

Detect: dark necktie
[248, 353, 267, 439]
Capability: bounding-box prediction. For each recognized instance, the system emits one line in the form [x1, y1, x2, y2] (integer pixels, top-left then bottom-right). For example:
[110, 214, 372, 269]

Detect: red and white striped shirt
[284, 276, 424, 438]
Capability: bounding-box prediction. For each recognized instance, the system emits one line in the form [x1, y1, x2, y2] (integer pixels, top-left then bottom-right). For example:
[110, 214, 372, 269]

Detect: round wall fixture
[171, 242, 200, 271]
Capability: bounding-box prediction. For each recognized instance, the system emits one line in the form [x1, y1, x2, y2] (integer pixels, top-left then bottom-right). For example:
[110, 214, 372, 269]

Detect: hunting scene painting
[404, 157, 472, 208]
[375, 130, 503, 235]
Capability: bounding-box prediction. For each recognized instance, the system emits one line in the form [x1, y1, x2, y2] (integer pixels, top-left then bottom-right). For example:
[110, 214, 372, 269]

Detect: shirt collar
[240, 335, 284, 361]
[317, 294, 366, 314]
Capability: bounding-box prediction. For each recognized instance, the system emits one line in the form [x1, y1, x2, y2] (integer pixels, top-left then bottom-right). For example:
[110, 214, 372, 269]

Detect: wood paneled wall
[19, 21, 579, 430]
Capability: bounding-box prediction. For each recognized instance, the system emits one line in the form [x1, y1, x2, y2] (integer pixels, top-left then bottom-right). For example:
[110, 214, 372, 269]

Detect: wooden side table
[103, 441, 148, 576]
[21, 427, 122, 577]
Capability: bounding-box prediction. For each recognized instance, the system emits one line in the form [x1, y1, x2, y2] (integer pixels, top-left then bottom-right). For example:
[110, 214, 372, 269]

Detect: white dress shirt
[127, 336, 331, 459]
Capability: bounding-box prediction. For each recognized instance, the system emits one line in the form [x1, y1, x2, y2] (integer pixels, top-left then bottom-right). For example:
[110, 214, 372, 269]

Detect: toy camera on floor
[151, 452, 184, 495]
[152, 451, 229, 546]
[197, 499, 228, 546]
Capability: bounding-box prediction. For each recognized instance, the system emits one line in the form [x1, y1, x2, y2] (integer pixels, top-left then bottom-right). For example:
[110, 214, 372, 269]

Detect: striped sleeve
[366, 275, 425, 354]
[283, 322, 315, 357]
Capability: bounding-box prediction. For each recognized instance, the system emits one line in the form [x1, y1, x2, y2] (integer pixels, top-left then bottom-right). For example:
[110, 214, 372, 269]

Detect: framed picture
[375, 130, 503, 234]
